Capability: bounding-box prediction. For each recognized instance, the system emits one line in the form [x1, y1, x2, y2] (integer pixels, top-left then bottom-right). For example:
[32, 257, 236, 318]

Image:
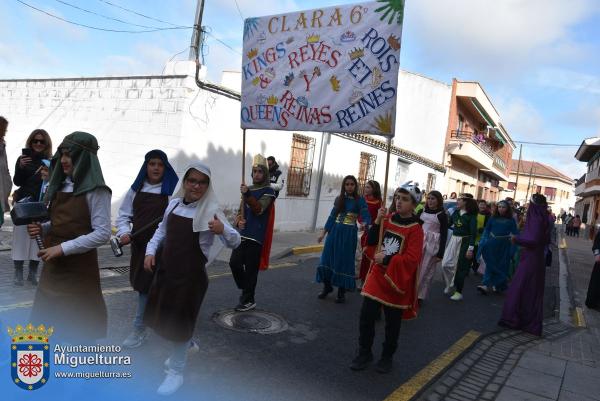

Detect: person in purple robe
[498, 194, 550, 336]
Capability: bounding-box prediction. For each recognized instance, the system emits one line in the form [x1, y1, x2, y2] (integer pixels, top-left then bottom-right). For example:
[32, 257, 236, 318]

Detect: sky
[1, 0, 599, 179]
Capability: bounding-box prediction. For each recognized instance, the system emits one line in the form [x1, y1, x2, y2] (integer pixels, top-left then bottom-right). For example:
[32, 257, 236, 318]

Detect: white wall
[0, 62, 450, 232]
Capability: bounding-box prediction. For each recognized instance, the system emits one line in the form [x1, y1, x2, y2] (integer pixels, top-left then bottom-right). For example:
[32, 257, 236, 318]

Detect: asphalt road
[1, 253, 521, 401]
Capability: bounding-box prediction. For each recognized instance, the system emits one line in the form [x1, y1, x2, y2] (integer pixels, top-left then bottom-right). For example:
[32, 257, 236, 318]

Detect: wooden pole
[524, 161, 535, 203]
[513, 144, 522, 200]
[377, 137, 393, 251]
[240, 129, 246, 220]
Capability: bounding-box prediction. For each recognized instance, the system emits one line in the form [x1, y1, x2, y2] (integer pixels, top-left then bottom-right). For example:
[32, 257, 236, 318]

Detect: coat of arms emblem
[8, 323, 53, 390]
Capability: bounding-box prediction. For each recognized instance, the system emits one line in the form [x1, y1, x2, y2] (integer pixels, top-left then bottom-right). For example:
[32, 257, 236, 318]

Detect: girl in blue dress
[317, 175, 370, 303]
[477, 200, 519, 294]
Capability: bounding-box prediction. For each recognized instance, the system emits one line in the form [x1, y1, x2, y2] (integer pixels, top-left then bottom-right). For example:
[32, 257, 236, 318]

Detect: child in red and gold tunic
[351, 183, 424, 373]
[358, 180, 382, 287]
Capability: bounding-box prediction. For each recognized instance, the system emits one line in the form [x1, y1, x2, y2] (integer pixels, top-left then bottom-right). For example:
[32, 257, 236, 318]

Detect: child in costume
[116, 150, 178, 348]
[27, 131, 111, 341]
[416, 190, 447, 302]
[317, 175, 370, 303]
[229, 154, 275, 311]
[441, 194, 478, 301]
[350, 182, 424, 373]
[476, 200, 519, 294]
[258, 156, 283, 270]
[472, 199, 491, 274]
[143, 162, 240, 395]
[358, 180, 382, 287]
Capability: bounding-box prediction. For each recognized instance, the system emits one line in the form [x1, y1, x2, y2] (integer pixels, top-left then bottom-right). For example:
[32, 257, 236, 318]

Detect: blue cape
[130, 149, 178, 195]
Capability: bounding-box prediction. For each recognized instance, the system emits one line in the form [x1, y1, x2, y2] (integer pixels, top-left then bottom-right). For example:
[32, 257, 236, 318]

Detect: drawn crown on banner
[387, 35, 401, 51]
[247, 48, 258, 59]
[267, 95, 278, 105]
[7, 324, 54, 343]
[349, 47, 365, 60]
[306, 34, 320, 44]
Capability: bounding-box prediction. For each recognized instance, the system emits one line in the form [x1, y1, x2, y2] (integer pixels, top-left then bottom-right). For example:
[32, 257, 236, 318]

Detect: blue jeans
[168, 341, 191, 373]
[133, 292, 148, 332]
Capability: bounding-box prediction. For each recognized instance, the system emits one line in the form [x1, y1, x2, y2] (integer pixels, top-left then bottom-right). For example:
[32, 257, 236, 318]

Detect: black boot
[14, 266, 24, 286]
[350, 348, 373, 371]
[335, 287, 346, 303]
[27, 262, 39, 286]
[375, 355, 393, 373]
[317, 283, 333, 299]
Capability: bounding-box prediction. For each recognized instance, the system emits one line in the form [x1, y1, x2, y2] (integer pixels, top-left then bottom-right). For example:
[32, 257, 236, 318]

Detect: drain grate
[213, 309, 288, 334]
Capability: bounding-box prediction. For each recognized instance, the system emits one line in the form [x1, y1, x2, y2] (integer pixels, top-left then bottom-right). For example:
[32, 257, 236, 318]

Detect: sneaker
[476, 285, 489, 295]
[157, 369, 183, 396]
[450, 292, 463, 301]
[234, 302, 256, 312]
[375, 357, 393, 374]
[349, 351, 373, 371]
[122, 329, 149, 348]
[164, 340, 199, 370]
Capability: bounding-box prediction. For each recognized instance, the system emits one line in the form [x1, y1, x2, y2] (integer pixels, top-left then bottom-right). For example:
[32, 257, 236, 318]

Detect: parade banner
[241, 1, 405, 137]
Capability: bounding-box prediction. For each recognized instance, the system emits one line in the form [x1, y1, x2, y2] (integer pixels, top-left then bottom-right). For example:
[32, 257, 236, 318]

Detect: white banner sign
[240, 1, 404, 137]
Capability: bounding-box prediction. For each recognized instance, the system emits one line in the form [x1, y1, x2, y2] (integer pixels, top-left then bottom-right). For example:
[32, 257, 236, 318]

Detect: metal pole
[311, 132, 330, 232]
[189, 0, 204, 60]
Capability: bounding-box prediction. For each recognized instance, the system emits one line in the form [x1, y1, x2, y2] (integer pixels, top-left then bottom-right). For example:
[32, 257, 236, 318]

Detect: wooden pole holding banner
[512, 144, 522, 200]
[377, 137, 393, 252]
[240, 128, 247, 220]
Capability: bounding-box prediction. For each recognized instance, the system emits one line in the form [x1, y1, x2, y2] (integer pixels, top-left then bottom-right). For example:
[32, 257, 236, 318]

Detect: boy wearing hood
[230, 154, 276, 311]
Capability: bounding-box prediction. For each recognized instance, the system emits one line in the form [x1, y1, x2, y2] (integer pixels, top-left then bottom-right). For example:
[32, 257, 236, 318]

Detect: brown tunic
[144, 210, 208, 342]
[30, 192, 108, 340]
[130, 191, 168, 293]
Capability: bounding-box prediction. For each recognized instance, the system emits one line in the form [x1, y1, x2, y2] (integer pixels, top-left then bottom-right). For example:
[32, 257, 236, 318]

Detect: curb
[291, 244, 323, 255]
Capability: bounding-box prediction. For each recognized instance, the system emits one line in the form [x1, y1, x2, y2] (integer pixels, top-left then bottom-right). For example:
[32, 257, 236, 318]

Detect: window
[507, 182, 516, 190]
[544, 187, 556, 201]
[395, 158, 410, 187]
[286, 134, 315, 197]
[426, 173, 436, 192]
[357, 152, 377, 193]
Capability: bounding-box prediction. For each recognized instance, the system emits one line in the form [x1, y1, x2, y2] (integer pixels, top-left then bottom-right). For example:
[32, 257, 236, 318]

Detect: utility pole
[524, 162, 535, 203]
[513, 144, 522, 200]
[189, 0, 205, 60]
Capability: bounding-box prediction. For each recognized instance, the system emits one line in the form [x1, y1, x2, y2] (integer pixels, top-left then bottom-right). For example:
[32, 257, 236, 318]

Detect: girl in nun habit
[143, 162, 241, 396]
[27, 132, 112, 341]
[116, 150, 178, 348]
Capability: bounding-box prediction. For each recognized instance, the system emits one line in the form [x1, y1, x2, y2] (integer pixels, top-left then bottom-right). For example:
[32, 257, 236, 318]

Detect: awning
[494, 129, 506, 144]
[470, 98, 495, 128]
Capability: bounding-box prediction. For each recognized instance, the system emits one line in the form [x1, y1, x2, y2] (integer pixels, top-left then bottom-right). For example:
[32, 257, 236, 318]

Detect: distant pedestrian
[11, 129, 53, 286]
[499, 194, 551, 336]
[0, 116, 12, 212]
[571, 215, 581, 237]
[416, 190, 447, 302]
[350, 182, 423, 373]
[585, 230, 600, 310]
[358, 180, 382, 287]
[317, 175, 370, 303]
[565, 213, 573, 236]
[476, 201, 519, 294]
[441, 194, 478, 301]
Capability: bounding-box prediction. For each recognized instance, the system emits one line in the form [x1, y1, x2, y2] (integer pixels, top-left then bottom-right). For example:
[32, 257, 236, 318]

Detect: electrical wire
[53, 0, 168, 29]
[514, 140, 579, 147]
[203, 30, 242, 56]
[233, 0, 244, 21]
[97, 0, 187, 28]
[16, 0, 192, 33]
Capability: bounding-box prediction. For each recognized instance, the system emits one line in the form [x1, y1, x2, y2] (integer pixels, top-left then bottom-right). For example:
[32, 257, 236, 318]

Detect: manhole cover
[213, 309, 288, 334]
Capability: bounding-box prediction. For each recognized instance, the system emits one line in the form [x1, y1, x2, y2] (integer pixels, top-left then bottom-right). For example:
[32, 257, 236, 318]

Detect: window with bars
[286, 134, 315, 197]
[507, 182, 516, 190]
[426, 173, 436, 192]
[357, 152, 377, 193]
[544, 187, 557, 201]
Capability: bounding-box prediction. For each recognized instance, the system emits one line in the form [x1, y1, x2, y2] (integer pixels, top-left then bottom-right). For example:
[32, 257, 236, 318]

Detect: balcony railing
[493, 155, 506, 170]
[450, 130, 496, 157]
